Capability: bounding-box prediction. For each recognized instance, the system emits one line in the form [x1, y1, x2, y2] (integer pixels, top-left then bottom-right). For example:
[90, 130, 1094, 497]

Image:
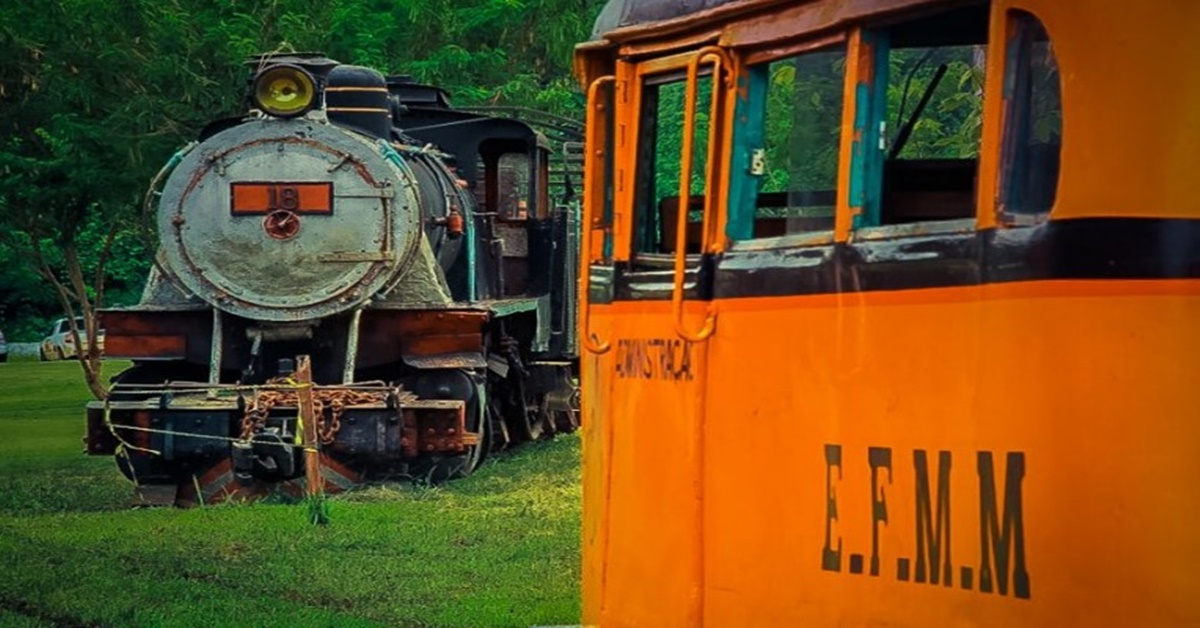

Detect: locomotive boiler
[85, 54, 582, 505]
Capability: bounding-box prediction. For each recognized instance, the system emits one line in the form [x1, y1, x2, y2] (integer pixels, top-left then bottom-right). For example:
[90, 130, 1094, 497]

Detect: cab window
[632, 70, 714, 255]
[751, 45, 846, 238]
[497, 152, 531, 220]
[999, 10, 1061, 217]
[861, 1, 990, 228]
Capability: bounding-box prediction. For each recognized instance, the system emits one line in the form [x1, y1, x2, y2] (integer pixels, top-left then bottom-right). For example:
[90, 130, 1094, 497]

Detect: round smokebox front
[157, 119, 421, 321]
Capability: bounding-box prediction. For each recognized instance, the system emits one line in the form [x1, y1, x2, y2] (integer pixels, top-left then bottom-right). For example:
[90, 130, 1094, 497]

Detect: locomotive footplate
[85, 383, 478, 470]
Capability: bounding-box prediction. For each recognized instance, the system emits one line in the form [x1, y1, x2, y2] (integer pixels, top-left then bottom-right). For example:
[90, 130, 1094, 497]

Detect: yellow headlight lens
[253, 66, 316, 117]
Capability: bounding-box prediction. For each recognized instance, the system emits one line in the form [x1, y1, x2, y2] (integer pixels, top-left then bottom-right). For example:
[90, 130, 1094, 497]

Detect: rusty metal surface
[99, 309, 210, 362]
[401, 400, 476, 457]
[239, 379, 391, 445]
[589, 0, 962, 51]
[401, 352, 488, 370]
[357, 309, 487, 368]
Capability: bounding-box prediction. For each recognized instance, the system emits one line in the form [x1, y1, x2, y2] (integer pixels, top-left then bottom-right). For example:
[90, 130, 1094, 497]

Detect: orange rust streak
[835, 27, 865, 242]
[356, 310, 487, 366]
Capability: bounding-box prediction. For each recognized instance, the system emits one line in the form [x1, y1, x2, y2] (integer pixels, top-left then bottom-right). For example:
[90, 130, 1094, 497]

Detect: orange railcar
[575, 0, 1200, 625]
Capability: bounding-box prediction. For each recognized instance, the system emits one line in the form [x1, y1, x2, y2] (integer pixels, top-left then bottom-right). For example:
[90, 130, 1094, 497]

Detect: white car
[40, 317, 105, 361]
[0, 329, 7, 363]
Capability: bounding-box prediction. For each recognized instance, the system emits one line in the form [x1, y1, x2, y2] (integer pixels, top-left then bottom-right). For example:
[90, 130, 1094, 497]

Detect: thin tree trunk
[29, 236, 109, 400]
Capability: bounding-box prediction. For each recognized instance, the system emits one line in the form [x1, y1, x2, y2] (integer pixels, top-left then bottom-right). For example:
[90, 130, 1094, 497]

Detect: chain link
[239, 378, 386, 445]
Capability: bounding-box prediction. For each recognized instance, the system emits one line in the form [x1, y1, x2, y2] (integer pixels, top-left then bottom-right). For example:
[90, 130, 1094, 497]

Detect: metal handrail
[672, 47, 728, 343]
[580, 75, 616, 354]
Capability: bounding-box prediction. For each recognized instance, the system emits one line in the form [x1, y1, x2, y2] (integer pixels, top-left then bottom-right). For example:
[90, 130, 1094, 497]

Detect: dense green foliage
[0, 359, 582, 626]
[0, 0, 605, 340]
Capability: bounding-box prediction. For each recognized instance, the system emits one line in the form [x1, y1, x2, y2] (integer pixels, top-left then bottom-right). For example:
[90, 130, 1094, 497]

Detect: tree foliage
[0, 0, 607, 372]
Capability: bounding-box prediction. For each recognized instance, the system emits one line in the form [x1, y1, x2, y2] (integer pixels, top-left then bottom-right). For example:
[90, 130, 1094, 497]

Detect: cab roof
[589, 0, 746, 39]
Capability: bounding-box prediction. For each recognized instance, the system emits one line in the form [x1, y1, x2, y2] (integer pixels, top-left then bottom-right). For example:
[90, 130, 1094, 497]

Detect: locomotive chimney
[326, 65, 393, 140]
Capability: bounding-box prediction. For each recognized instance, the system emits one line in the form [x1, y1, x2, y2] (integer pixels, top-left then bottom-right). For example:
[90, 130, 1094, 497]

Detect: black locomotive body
[85, 54, 582, 505]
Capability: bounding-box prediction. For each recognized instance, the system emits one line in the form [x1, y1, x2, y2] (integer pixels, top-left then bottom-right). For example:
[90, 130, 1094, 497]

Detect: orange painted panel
[700, 281, 1200, 625]
[582, 302, 710, 627]
[583, 280, 1200, 626]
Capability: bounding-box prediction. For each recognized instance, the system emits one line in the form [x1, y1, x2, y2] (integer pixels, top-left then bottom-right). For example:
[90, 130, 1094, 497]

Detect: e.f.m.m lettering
[821, 446, 1031, 600]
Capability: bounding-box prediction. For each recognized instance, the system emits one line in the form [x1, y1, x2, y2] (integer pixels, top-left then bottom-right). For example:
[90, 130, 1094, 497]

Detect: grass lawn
[0, 360, 581, 627]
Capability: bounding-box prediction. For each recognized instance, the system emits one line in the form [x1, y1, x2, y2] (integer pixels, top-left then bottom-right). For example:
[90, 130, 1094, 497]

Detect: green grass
[0, 360, 582, 627]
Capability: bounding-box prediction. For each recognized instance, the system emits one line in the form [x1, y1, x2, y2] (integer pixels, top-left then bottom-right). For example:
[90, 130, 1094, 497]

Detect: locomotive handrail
[671, 47, 728, 343]
[142, 141, 197, 296]
[580, 75, 616, 354]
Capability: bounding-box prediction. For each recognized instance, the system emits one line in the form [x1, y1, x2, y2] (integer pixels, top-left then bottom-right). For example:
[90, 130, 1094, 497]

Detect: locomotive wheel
[504, 371, 554, 444]
[425, 411, 487, 482]
[448, 388, 489, 479]
[548, 395, 580, 434]
[422, 378, 490, 482]
[522, 388, 554, 442]
[544, 366, 580, 434]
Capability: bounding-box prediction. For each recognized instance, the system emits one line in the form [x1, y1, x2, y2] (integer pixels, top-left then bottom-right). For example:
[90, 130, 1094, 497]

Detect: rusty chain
[239, 377, 386, 445]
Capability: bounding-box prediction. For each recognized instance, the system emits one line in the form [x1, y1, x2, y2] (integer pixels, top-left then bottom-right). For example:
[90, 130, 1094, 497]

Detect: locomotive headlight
[252, 65, 317, 118]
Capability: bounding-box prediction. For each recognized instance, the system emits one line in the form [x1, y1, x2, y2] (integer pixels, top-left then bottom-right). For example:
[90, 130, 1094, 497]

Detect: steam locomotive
[84, 54, 582, 505]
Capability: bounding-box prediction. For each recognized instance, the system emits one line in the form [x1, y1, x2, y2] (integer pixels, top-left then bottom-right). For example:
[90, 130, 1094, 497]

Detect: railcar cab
[578, 0, 1063, 315]
[578, 1, 1200, 626]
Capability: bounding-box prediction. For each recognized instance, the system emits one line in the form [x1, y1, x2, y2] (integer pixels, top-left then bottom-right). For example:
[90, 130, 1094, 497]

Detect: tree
[0, 0, 609, 399]
[0, 0, 236, 397]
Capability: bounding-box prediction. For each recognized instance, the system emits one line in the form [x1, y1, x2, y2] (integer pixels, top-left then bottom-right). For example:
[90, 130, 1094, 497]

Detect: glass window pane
[754, 46, 845, 237]
[877, 6, 989, 226]
[633, 72, 714, 254]
[1001, 12, 1062, 215]
[888, 45, 986, 160]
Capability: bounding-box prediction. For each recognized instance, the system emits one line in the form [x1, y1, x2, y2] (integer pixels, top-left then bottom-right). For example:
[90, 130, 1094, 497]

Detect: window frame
[726, 38, 850, 246]
[625, 51, 727, 263]
[848, 4, 993, 239]
[996, 8, 1062, 225]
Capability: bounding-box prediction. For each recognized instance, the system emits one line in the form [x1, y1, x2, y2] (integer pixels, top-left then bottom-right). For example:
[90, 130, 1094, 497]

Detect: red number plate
[230, 182, 333, 215]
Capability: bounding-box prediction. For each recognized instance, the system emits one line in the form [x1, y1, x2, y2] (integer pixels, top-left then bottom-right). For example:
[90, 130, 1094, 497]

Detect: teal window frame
[849, 29, 890, 230]
[726, 43, 851, 242]
[726, 67, 768, 242]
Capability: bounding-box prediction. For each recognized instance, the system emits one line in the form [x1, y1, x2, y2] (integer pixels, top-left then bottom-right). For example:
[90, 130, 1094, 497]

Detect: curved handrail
[581, 75, 616, 354]
[672, 47, 729, 343]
